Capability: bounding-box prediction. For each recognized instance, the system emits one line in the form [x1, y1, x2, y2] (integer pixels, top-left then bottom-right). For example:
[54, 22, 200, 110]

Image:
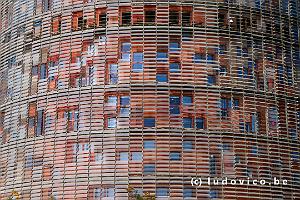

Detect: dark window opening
[169, 11, 179, 25]
[122, 12, 131, 25]
[145, 10, 156, 23]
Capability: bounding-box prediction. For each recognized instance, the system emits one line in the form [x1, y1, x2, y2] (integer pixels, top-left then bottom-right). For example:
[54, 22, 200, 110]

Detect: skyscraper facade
[0, 0, 299, 199]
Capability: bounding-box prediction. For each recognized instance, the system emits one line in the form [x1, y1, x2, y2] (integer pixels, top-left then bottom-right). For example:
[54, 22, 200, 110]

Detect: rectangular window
[42, 0, 51, 12]
[121, 42, 131, 61]
[144, 164, 155, 174]
[220, 98, 232, 118]
[144, 118, 155, 127]
[72, 11, 83, 31]
[170, 152, 181, 161]
[220, 66, 227, 76]
[132, 52, 143, 71]
[183, 141, 193, 150]
[33, 19, 42, 38]
[182, 11, 191, 25]
[132, 152, 143, 161]
[156, 188, 169, 198]
[195, 118, 204, 129]
[40, 64, 47, 80]
[182, 29, 193, 39]
[207, 75, 216, 85]
[286, 66, 293, 85]
[156, 73, 168, 83]
[107, 117, 117, 128]
[169, 62, 180, 72]
[209, 190, 218, 199]
[122, 11, 131, 25]
[170, 96, 180, 115]
[52, 16, 61, 34]
[120, 96, 130, 106]
[157, 52, 168, 60]
[144, 140, 155, 149]
[169, 41, 180, 52]
[64, 110, 79, 132]
[182, 96, 192, 105]
[268, 107, 278, 131]
[36, 110, 44, 136]
[96, 8, 107, 27]
[119, 152, 128, 161]
[25, 155, 33, 168]
[109, 64, 118, 84]
[183, 188, 193, 199]
[183, 118, 192, 128]
[169, 11, 179, 25]
[207, 54, 215, 64]
[145, 10, 156, 23]
[194, 53, 205, 63]
[209, 155, 217, 176]
[94, 187, 115, 198]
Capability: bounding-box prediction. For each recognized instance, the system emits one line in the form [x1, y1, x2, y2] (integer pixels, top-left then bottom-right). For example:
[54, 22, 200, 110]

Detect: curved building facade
[0, 0, 299, 199]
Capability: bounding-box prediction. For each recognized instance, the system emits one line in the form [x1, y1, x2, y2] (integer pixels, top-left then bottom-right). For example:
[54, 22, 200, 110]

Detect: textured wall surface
[0, 0, 299, 199]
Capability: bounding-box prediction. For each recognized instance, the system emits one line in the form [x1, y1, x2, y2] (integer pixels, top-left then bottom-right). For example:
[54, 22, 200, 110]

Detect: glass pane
[183, 118, 192, 128]
[170, 63, 180, 71]
[144, 118, 155, 127]
[119, 152, 128, 161]
[120, 96, 130, 106]
[182, 96, 192, 105]
[144, 140, 155, 149]
[156, 74, 168, 82]
[132, 152, 143, 161]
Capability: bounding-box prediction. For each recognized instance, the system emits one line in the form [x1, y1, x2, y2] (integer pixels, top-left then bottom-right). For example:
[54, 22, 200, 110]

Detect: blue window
[157, 52, 168, 60]
[170, 96, 180, 115]
[183, 141, 193, 150]
[194, 53, 205, 63]
[220, 66, 227, 76]
[156, 73, 168, 82]
[207, 75, 216, 85]
[220, 98, 230, 118]
[183, 188, 193, 198]
[32, 66, 38, 76]
[107, 118, 117, 128]
[169, 62, 180, 72]
[120, 96, 130, 106]
[121, 42, 131, 61]
[119, 152, 128, 161]
[209, 155, 216, 175]
[291, 152, 299, 161]
[109, 64, 118, 84]
[207, 54, 215, 64]
[236, 46, 242, 56]
[183, 118, 192, 128]
[156, 188, 169, 197]
[209, 190, 218, 199]
[286, 66, 293, 85]
[170, 152, 181, 160]
[144, 164, 155, 173]
[144, 118, 155, 127]
[251, 146, 258, 155]
[277, 65, 284, 84]
[169, 42, 180, 52]
[133, 52, 143, 71]
[233, 99, 239, 109]
[40, 64, 47, 80]
[144, 140, 155, 149]
[195, 118, 204, 129]
[218, 44, 226, 55]
[132, 152, 143, 161]
[182, 96, 192, 105]
[107, 96, 117, 106]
